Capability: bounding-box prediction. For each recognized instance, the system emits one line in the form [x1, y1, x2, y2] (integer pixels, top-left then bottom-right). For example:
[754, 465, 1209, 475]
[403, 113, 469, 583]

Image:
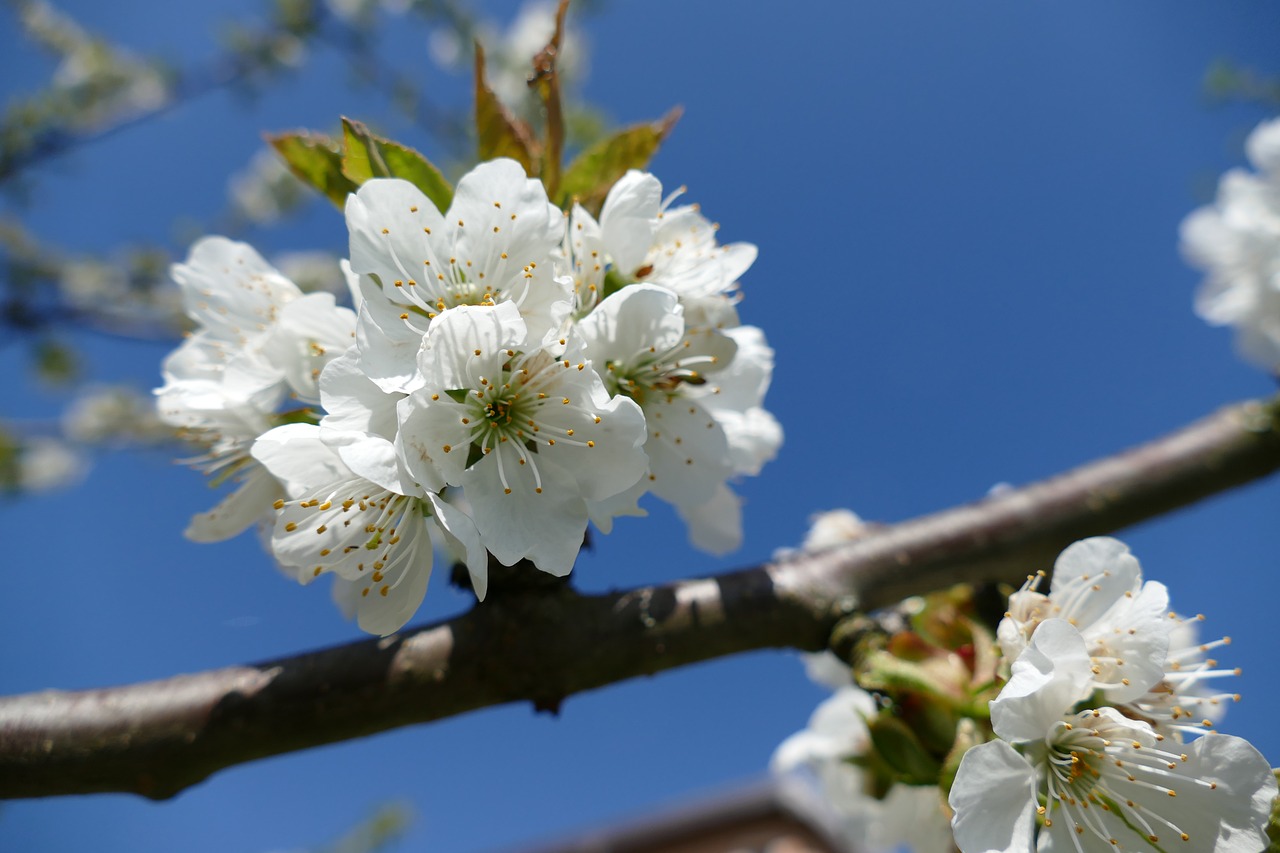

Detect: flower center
[377, 229, 539, 324]
[455, 353, 599, 495]
[1039, 716, 1209, 848]
[607, 341, 714, 407]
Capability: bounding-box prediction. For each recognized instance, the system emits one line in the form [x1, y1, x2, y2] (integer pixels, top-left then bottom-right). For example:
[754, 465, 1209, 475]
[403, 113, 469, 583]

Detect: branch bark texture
[3, 397, 1278, 800]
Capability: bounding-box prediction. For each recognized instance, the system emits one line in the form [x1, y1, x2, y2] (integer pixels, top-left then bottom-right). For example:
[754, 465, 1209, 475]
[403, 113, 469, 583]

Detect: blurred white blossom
[772, 685, 955, 852]
[228, 148, 309, 226]
[63, 385, 170, 446]
[1182, 116, 1280, 374]
[273, 251, 351, 300]
[17, 436, 85, 493]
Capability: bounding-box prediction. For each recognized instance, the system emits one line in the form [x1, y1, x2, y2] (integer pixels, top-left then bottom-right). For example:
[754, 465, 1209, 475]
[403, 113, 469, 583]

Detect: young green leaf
[473, 41, 538, 175]
[558, 107, 682, 212]
[266, 131, 358, 208]
[340, 117, 453, 212]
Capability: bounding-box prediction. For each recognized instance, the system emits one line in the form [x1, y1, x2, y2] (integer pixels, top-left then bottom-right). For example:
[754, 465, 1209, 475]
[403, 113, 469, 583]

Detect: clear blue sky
[3, 2, 1279, 851]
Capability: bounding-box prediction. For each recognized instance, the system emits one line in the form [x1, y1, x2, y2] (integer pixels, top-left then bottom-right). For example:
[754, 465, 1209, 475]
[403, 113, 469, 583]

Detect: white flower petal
[426, 491, 488, 601]
[466, 450, 586, 575]
[260, 292, 357, 403]
[1050, 537, 1144, 627]
[991, 619, 1092, 742]
[675, 483, 743, 555]
[172, 236, 301, 346]
[644, 395, 733, 507]
[599, 170, 662, 274]
[418, 302, 526, 391]
[184, 464, 280, 542]
[351, 528, 433, 637]
[949, 740, 1038, 853]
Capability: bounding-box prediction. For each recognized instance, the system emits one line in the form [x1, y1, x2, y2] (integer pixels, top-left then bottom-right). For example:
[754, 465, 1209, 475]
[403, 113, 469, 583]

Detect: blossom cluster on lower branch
[156, 159, 782, 634]
[771, 531, 1276, 853]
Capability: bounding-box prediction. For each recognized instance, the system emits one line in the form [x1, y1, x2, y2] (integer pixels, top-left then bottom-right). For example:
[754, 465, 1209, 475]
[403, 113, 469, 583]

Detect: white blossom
[577, 285, 734, 515]
[562, 170, 756, 323]
[803, 509, 869, 552]
[396, 302, 647, 575]
[999, 538, 1245, 741]
[252, 423, 485, 635]
[1182, 116, 1280, 374]
[950, 620, 1275, 853]
[345, 160, 572, 394]
[16, 436, 85, 493]
[998, 537, 1172, 704]
[63, 385, 169, 446]
[156, 237, 355, 542]
[576, 283, 780, 552]
[773, 686, 955, 853]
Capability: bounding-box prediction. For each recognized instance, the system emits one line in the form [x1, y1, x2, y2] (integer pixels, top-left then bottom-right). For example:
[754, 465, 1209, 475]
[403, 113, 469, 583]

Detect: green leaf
[33, 338, 80, 386]
[340, 117, 453, 212]
[866, 715, 942, 786]
[558, 107, 682, 212]
[267, 131, 358, 208]
[0, 426, 19, 494]
[473, 41, 538, 175]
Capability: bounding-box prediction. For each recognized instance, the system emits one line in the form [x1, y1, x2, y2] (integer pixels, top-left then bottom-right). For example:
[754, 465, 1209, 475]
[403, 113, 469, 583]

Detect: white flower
[1127, 612, 1242, 741]
[63, 385, 169, 446]
[252, 423, 485, 635]
[345, 160, 572, 394]
[950, 620, 1275, 853]
[562, 171, 756, 324]
[999, 538, 1244, 740]
[803, 509, 869, 552]
[801, 650, 855, 691]
[998, 537, 1171, 704]
[576, 283, 780, 553]
[227, 148, 307, 226]
[16, 436, 85, 493]
[156, 237, 355, 542]
[1181, 117, 1280, 374]
[577, 285, 734, 502]
[396, 302, 647, 575]
[773, 686, 955, 853]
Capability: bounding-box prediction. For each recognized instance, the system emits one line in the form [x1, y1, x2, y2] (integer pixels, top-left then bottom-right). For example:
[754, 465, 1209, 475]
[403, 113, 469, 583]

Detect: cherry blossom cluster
[156, 158, 781, 635]
[771, 532, 1275, 853]
[1182, 116, 1280, 375]
[950, 538, 1275, 852]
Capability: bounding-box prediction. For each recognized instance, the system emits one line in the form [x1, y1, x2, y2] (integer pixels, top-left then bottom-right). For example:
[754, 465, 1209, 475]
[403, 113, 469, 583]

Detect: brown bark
[1, 397, 1277, 801]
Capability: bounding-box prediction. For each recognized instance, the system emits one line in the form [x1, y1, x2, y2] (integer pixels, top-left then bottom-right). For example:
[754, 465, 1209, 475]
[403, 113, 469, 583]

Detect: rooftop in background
[500, 777, 851, 853]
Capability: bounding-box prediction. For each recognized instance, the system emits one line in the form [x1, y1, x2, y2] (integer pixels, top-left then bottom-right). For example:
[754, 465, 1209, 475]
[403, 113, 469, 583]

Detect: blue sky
[3, 2, 1280, 851]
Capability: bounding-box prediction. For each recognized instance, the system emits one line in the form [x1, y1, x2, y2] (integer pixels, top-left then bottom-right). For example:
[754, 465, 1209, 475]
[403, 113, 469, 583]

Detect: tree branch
[2, 396, 1278, 801]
